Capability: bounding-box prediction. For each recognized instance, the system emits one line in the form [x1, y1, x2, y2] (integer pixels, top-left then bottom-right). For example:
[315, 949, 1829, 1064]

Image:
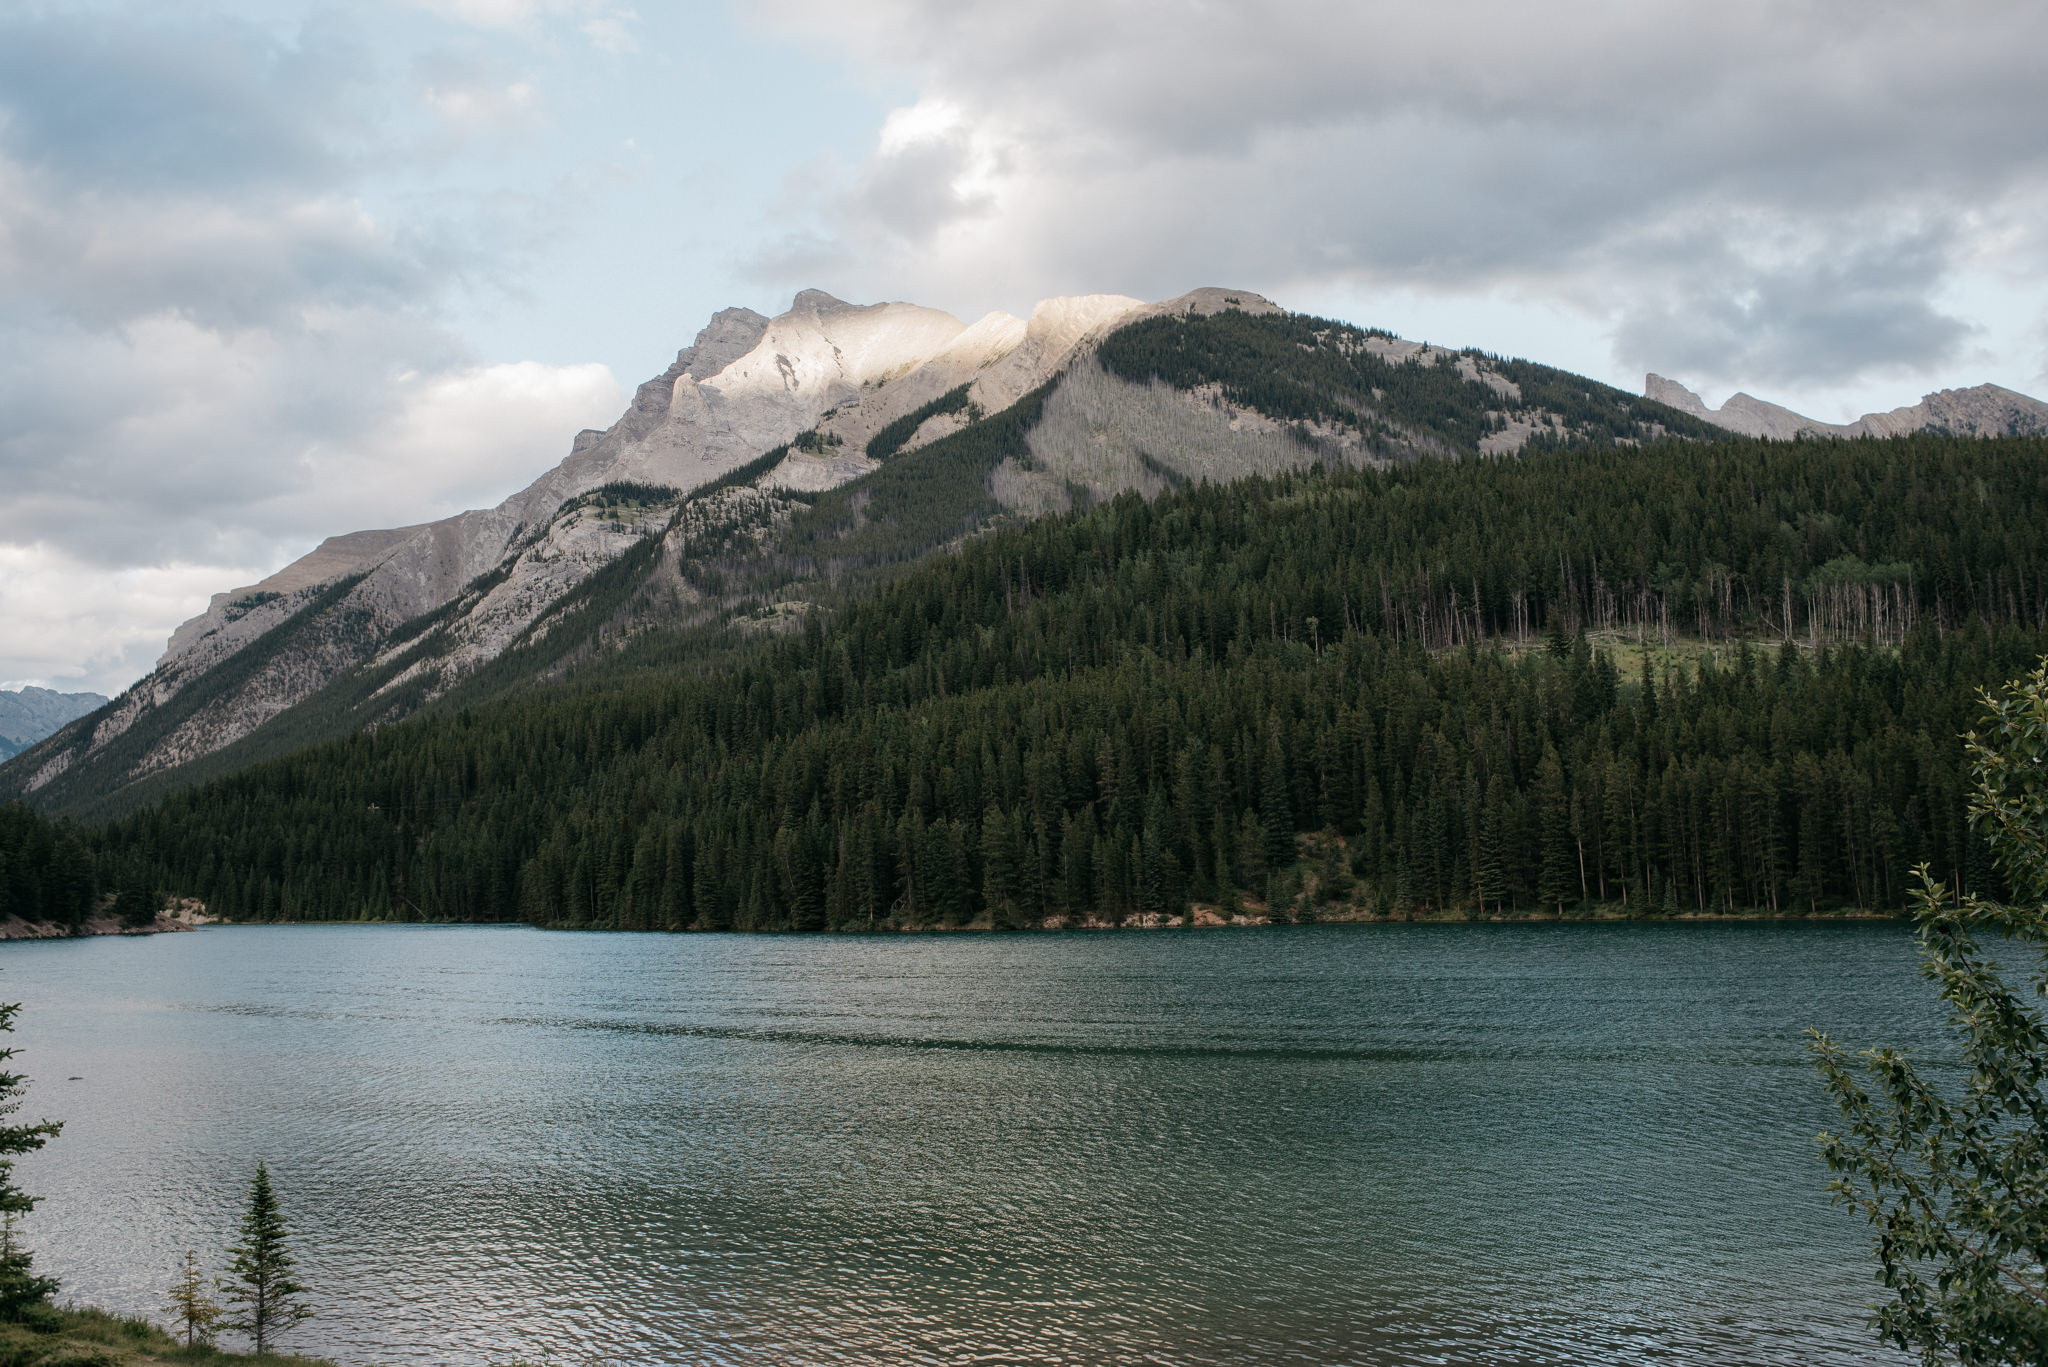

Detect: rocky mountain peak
[788, 288, 858, 315]
[678, 307, 772, 380]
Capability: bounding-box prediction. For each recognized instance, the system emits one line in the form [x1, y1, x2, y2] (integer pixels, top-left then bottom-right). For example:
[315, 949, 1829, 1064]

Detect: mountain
[12, 292, 2048, 928]
[93, 431, 2048, 929]
[0, 687, 107, 761]
[0, 288, 1887, 819]
[1644, 374, 2048, 440]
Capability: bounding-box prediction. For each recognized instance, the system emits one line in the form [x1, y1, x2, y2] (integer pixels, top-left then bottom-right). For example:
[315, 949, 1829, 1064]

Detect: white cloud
[580, 11, 640, 56]
[0, 549, 241, 695]
[0, 348, 622, 696]
[294, 359, 624, 535]
[425, 77, 540, 128]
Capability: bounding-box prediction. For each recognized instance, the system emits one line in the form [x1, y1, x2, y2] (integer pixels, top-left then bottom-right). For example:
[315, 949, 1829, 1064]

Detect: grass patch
[0, 1306, 334, 1367]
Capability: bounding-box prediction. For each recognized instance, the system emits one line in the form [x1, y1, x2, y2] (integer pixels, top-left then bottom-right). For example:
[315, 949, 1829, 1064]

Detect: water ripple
[3, 921, 1925, 1366]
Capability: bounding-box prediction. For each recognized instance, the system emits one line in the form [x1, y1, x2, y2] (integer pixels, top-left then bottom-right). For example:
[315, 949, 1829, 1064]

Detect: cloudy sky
[5, 0, 2047, 693]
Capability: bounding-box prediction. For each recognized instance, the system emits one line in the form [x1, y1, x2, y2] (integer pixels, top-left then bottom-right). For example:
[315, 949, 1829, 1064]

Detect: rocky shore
[0, 899, 216, 941]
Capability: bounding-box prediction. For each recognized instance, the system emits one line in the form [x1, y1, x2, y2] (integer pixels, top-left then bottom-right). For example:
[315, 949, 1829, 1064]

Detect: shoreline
[0, 899, 218, 942]
[54, 907, 1907, 935]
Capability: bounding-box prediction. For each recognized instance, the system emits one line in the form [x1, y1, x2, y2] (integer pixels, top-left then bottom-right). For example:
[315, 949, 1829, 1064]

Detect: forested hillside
[88, 432, 2048, 928]
[1096, 308, 1731, 453]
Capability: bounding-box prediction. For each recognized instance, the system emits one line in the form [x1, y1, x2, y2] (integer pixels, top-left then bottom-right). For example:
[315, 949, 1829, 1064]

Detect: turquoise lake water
[0, 922, 1935, 1365]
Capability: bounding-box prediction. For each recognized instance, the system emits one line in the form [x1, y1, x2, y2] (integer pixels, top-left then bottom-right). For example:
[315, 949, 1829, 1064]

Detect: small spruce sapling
[165, 1249, 222, 1348]
[221, 1162, 312, 1355]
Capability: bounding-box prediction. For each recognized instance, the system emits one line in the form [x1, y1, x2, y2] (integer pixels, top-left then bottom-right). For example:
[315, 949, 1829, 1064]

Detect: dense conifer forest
[44, 430, 2046, 929]
[0, 804, 97, 928]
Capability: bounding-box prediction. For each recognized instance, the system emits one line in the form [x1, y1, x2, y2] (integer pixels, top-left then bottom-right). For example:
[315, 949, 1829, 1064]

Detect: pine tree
[0, 1000, 61, 1322]
[165, 1250, 222, 1348]
[1210, 809, 1236, 911]
[981, 805, 1018, 928]
[1260, 720, 1296, 874]
[221, 1162, 312, 1355]
[1477, 774, 1512, 913]
[1140, 791, 1170, 918]
[1535, 744, 1575, 914]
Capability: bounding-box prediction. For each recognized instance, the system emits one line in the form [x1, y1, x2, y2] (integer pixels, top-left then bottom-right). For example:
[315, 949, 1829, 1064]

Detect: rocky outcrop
[996, 358, 1352, 518]
[1645, 374, 2048, 440]
[0, 898, 213, 940]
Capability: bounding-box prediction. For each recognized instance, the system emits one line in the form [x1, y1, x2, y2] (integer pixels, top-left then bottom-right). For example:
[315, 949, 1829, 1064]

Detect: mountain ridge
[0, 687, 107, 761]
[1644, 374, 2048, 441]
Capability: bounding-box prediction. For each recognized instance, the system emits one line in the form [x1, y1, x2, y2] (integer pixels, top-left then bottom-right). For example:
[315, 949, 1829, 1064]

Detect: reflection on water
[2, 923, 1926, 1365]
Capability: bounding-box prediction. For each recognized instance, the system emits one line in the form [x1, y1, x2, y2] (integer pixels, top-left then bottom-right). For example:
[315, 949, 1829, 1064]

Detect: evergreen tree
[981, 805, 1019, 929]
[1535, 745, 1574, 914]
[1210, 809, 1237, 910]
[1260, 720, 1295, 874]
[1236, 810, 1267, 899]
[1477, 774, 1512, 914]
[0, 1000, 60, 1321]
[221, 1162, 312, 1355]
[165, 1250, 222, 1348]
[111, 858, 156, 928]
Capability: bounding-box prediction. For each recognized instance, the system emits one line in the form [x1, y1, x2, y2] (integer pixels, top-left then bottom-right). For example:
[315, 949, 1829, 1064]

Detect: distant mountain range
[1645, 374, 2048, 440]
[6, 285, 2044, 819]
[0, 687, 107, 761]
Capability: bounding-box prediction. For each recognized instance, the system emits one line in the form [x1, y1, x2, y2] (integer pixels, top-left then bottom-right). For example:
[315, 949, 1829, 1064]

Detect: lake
[1, 922, 1933, 1365]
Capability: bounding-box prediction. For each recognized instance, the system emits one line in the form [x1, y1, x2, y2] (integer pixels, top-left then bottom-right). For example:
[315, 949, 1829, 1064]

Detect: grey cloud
[0, 8, 554, 589]
[854, 132, 995, 243]
[0, 301, 460, 568]
[0, 5, 632, 691]
[776, 0, 2048, 191]
[0, 8, 480, 568]
[754, 0, 2048, 388]
[0, 11, 449, 335]
[1613, 231, 1976, 386]
[4, 181, 443, 332]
